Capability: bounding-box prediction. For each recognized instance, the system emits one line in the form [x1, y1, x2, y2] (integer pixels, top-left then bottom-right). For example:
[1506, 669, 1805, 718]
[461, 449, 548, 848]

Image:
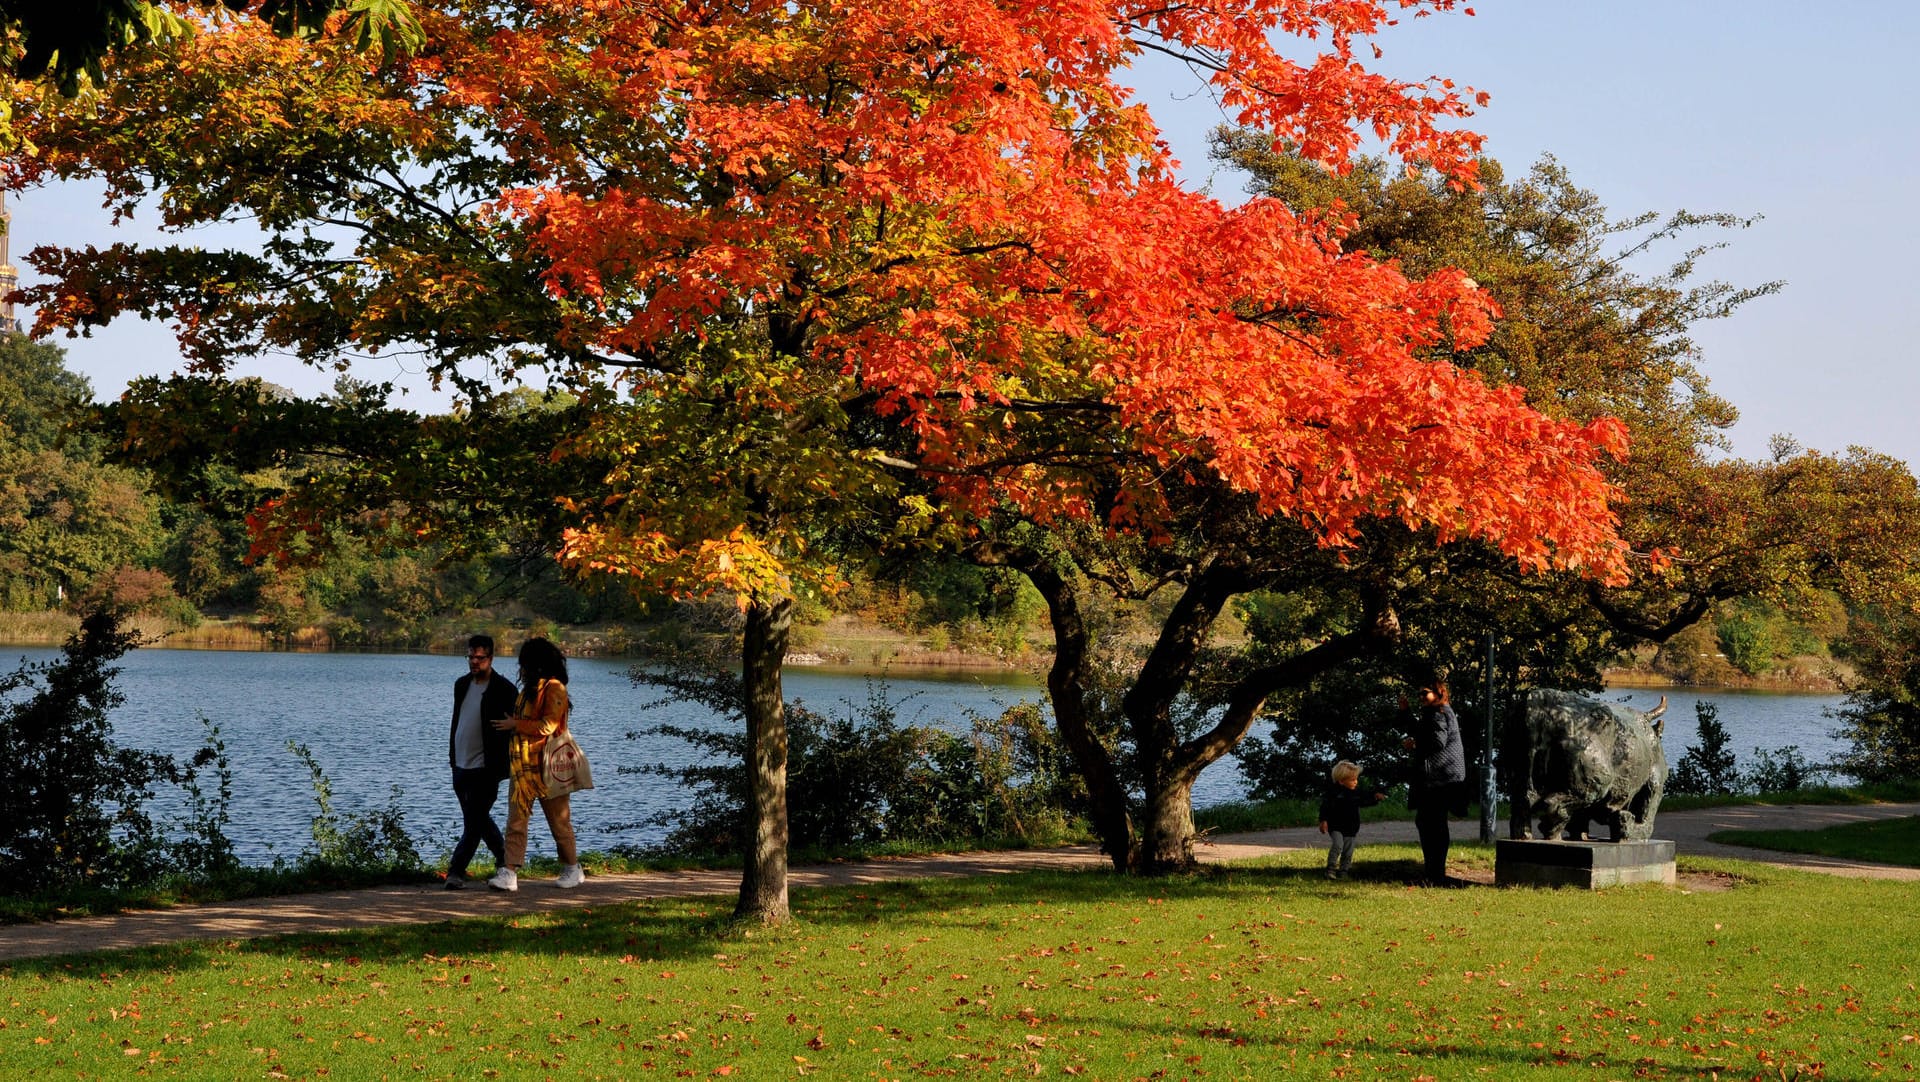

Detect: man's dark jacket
[451, 673, 518, 782]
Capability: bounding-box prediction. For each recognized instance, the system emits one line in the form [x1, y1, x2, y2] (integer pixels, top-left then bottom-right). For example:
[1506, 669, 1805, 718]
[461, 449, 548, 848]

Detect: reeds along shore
[0, 614, 312, 651]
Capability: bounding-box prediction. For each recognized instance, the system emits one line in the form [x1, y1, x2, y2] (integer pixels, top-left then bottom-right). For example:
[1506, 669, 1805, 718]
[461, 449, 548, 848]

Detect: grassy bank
[0, 611, 79, 645]
[1711, 814, 1920, 867]
[3, 848, 1913, 1078]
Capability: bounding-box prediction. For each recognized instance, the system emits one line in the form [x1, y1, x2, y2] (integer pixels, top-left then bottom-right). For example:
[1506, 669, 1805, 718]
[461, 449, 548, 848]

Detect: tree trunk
[735, 595, 794, 924]
[1135, 583, 1401, 873]
[971, 539, 1134, 869]
[1136, 768, 1202, 873]
[1126, 565, 1240, 872]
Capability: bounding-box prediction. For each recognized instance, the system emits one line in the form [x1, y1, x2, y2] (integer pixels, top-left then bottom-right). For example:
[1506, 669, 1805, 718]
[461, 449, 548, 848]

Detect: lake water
[3, 646, 1853, 864]
[1605, 686, 1852, 781]
[4, 646, 1058, 864]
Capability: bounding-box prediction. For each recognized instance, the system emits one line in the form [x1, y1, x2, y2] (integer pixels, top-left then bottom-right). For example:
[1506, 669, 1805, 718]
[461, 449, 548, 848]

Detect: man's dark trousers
[450, 766, 506, 875]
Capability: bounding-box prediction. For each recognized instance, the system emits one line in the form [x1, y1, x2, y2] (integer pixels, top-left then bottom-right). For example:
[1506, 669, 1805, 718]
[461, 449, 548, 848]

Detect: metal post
[1480, 632, 1496, 843]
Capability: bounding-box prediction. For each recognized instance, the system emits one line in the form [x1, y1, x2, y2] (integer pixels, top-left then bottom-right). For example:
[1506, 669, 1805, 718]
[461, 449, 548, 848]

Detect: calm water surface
[6, 645, 1850, 863]
[7, 647, 1058, 863]
[1604, 687, 1850, 780]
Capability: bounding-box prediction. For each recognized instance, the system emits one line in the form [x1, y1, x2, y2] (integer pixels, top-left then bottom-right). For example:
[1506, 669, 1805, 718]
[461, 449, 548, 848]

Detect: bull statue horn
[1647, 695, 1668, 732]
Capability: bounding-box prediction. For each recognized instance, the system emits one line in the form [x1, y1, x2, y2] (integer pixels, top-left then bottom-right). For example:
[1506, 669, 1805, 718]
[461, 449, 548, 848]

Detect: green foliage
[0, 333, 94, 452]
[286, 741, 422, 872]
[1705, 595, 1839, 677]
[1742, 746, 1824, 793]
[1831, 610, 1920, 784]
[1716, 609, 1782, 675]
[0, 339, 170, 614]
[841, 562, 1046, 659]
[1231, 694, 1409, 803]
[170, 721, 240, 881]
[0, 610, 178, 891]
[628, 656, 1080, 856]
[1668, 700, 1742, 796]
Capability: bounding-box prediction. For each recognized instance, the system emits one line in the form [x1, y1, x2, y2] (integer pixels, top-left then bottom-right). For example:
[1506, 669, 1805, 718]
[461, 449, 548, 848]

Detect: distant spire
[0, 192, 17, 334]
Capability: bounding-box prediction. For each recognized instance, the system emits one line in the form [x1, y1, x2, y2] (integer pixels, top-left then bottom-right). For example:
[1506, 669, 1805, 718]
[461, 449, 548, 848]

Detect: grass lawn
[4, 845, 1915, 1079]
[1711, 815, 1920, 868]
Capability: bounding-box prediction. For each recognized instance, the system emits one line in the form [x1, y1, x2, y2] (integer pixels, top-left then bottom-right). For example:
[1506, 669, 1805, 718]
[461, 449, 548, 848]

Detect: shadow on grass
[0, 852, 1439, 979]
[4, 838, 1800, 982]
[1, 895, 746, 980]
[1060, 998, 1740, 1079]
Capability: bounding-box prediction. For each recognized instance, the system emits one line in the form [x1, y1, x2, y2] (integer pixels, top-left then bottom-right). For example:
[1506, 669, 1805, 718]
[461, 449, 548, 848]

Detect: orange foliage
[425, 0, 1624, 587]
[9, 0, 1629, 594]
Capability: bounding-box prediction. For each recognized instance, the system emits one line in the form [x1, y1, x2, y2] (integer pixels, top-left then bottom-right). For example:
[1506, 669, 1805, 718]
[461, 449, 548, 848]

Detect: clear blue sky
[10, 0, 1919, 467]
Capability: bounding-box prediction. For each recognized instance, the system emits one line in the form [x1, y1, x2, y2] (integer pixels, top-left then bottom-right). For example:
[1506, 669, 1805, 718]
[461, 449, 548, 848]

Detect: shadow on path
[3, 802, 1914, 963]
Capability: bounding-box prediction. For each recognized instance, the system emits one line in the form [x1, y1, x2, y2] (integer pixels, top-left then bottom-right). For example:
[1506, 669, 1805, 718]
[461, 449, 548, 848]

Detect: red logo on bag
[549, 742, 580, 783]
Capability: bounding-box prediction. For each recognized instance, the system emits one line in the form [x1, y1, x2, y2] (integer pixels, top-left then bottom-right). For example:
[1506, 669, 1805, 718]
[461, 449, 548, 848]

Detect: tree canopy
[0, 336, 161, 611]
[8, 0, 1644, 913]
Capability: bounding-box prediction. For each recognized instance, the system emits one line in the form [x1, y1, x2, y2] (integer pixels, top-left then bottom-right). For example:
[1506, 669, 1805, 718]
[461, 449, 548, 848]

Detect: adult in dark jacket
[446, 634, 518, 888]
[1401, 679, 1468, 887]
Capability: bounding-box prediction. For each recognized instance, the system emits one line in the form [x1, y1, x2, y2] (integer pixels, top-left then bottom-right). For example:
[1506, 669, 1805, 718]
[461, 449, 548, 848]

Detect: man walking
[446, 634, 517, 888]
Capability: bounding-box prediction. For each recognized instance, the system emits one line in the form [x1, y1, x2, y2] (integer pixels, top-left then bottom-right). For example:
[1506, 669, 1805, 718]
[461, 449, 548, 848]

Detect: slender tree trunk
[736, 595, 794, 924]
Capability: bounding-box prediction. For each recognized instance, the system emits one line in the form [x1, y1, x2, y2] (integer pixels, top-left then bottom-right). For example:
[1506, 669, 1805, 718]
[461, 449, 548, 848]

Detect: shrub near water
[2, 855, 1916, 1078]
[628, 658, 1083, 856]
[0, 611, 181, 892]
[0, 613, 432, 920]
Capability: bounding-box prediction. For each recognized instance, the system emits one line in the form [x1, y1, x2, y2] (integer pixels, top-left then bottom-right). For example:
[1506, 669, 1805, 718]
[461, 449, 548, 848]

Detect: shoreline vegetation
[3, 609, 1849, 690]
[1599, 660, 1848, 694]
[0, 610, 1045, 673]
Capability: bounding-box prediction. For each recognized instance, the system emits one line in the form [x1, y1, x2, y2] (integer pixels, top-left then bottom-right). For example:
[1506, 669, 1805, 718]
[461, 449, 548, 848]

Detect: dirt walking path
[3, 802, 1914, 964]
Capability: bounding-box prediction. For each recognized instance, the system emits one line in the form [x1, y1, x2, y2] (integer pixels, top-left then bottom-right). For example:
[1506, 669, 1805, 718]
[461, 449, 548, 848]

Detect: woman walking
[488, 637, 585, 891]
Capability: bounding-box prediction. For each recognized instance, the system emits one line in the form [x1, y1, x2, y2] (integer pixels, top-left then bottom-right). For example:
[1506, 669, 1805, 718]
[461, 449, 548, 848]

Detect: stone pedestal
[1495, 839, 1676, 889]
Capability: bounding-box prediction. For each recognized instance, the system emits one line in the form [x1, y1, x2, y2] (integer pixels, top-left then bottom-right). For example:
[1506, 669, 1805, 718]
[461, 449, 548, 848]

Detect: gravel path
[3, 802, 1914, 964]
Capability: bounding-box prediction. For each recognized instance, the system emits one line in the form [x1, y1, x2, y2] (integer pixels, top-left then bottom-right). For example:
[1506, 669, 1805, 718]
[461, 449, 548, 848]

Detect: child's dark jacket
[1318, 784, 1386, 836]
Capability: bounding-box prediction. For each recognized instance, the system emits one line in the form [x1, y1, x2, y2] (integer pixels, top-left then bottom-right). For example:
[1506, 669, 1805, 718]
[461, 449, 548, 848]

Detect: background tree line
[1, 333, 1057, 654]
[0, 323, 1889, 684]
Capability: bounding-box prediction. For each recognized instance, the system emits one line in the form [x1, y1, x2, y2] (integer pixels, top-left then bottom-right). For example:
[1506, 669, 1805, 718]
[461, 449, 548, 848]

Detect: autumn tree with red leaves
[10, 0, 1631, 916]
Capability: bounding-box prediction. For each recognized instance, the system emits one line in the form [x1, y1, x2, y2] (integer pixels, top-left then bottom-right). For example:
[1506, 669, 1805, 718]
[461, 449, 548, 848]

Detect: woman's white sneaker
[555, 864, 585, 889]
[487, 867, 519, 892]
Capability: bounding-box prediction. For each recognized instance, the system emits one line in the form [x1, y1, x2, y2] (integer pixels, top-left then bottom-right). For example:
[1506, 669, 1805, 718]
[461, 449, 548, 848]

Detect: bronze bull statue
[1513, 689, 1669, 842]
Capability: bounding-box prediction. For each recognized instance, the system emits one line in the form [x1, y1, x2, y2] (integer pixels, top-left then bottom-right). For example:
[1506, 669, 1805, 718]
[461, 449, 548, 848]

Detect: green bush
[170, 720, 241, 880]
[0, 610, 181, 892]
[1716, 611, 1782, 675]
[627, 655, 1079, 856]
[1742, 745, 1824, 793]
[1830, 614, 1920, 784]
[287, 741, 422, 872]
[1668, 700, 1741, 796]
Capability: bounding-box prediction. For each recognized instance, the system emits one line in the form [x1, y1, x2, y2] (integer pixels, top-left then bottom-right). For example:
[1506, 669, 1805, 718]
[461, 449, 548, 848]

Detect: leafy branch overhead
[1, 1, 423, 93]
[10, 0, 1630, 604]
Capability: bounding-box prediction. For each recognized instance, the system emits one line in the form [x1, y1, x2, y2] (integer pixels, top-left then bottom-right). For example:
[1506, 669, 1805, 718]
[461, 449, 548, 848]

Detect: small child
[1318, 760, 1387, 879]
